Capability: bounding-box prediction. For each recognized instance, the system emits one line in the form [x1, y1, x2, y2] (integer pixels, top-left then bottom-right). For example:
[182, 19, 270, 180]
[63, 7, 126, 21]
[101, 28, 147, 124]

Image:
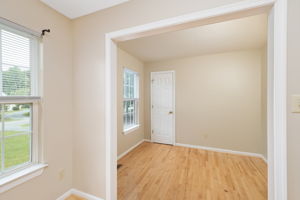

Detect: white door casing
[106, 1, 287, 199]
[151, 71, 175, 145]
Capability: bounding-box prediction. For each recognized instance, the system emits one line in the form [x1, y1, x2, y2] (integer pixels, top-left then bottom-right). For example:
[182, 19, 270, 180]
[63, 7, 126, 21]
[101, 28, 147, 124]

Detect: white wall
[144, 49, 267, 157]
[117, 48, 145, 156]
[0, 0, 73, 200]
[287, 0, 300, 199]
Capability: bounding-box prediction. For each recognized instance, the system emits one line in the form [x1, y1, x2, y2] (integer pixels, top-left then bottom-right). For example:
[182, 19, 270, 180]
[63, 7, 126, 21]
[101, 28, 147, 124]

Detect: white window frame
[0, 101, 39, 176]
[123, 68, 140, 134]
[0, 19, 47, 193]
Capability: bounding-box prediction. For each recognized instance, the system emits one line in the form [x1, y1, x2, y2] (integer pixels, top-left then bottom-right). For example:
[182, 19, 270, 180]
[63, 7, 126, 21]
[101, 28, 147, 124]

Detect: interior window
[0, 23, 40, 177]
[123, 68, 139, 132]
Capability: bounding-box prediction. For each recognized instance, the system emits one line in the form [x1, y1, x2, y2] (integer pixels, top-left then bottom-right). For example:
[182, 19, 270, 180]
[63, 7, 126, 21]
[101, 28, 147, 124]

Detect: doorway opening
[105, 0, 287, 199]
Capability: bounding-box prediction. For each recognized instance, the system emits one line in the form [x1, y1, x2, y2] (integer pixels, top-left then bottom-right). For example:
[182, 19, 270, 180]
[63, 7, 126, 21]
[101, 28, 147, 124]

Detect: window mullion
[0, 30, 3, 173]
[1, 104, 5, 171]
[129, 100, 131, 127]
[131, 100, 133, 126]
[29, 103, 33, 163]
[133, 100, 135, 126]
[136, 99, 139, 125]
[126, 100, 128, 127]
[31, 102, 39, 163]
[0, 29, 3, 95]
[124, 101, 128, 125]
[30, 38, 38, 96]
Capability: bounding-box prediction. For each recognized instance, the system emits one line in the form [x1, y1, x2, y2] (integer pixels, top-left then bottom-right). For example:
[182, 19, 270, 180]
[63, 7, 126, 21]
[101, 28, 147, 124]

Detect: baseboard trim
[261, 156, 268, 164]
[56, 189, 72, 200]
[57, 189, 103, 200]
[116, 139, 268, 163]
[175, 143, 267, 163]
[118, 139, 146, 160]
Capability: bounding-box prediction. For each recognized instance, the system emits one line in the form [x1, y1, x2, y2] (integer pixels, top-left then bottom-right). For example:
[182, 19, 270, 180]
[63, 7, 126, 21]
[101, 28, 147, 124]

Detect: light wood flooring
[65, 195, 86, 200]
[118, 142, 267, 200]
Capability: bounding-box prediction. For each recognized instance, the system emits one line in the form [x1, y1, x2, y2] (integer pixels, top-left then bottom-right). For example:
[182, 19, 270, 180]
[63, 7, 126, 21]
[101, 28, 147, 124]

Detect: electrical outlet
[58, 169, 65, 181]
[292, 95, 300, 113]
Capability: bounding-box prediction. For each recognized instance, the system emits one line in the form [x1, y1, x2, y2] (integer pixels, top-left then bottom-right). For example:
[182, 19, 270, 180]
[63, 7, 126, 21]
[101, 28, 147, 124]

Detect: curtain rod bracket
[41, 29, 50, 37]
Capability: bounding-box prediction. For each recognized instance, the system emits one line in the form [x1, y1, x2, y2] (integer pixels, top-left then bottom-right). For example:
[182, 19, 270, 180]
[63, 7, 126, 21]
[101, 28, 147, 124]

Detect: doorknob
[169, 111, 173, 114]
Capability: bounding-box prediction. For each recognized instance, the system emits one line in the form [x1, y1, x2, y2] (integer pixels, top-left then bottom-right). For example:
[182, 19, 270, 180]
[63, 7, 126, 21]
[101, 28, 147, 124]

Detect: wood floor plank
[118, 142, 267, 200]
[65, 195, 87, 200]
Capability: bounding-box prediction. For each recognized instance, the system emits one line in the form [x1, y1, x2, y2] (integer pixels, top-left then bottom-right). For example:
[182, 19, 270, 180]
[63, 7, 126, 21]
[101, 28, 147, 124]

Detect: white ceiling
[118, 14, 268, 63]
[41, 0, 129, 19]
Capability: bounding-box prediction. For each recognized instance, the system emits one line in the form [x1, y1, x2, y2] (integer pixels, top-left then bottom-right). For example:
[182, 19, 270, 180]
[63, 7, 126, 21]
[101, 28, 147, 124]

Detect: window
[123, 68, 139, 133]
[0, 22, 40, 178]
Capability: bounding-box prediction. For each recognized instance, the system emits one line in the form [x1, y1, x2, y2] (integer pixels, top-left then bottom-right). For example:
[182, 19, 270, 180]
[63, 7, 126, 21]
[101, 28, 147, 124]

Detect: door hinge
[151, 79, 154, 83]
[151, 130, 154, 134]
[152, 105, 154, 109]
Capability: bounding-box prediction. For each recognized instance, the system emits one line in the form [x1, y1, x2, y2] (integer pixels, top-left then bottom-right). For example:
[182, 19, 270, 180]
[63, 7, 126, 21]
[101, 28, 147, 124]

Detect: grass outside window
[0, 104, 32, 173]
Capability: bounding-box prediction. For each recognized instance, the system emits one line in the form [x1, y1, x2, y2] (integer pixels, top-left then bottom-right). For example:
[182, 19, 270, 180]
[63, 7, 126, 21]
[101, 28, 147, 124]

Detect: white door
[151, 71, 175, 145]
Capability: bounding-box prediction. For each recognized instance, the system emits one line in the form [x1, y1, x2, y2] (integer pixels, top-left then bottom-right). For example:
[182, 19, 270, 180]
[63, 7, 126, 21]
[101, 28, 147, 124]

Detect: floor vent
[117, 164, 123, 169]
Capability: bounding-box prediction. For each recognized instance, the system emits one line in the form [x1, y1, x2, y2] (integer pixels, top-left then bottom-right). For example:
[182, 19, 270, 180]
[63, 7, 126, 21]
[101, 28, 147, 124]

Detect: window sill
[123, 125, 140, 135]
[0, 163, 48, 193]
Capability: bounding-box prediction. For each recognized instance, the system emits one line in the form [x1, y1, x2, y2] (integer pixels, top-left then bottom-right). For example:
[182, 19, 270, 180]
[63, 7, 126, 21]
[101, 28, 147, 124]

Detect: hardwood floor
[65, 195, 86, 200]
[118, 142, 267, 200]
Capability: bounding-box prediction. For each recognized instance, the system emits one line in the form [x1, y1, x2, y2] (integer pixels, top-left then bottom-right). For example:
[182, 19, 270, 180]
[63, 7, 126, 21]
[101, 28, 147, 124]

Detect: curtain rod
[0, 17, 49, 38]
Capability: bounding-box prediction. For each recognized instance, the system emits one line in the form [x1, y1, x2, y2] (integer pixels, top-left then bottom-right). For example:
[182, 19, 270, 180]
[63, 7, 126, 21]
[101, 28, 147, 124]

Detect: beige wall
[144, 50, 267, 156]
[72, 0, 300, 198]
[0, 0, 298, 199]
[117, 48, 145, 156]
[72, 0, 242, 197]
[287, 0, 300, 199]
[0, 0, 73, 200]
[261, 45, 268, 159]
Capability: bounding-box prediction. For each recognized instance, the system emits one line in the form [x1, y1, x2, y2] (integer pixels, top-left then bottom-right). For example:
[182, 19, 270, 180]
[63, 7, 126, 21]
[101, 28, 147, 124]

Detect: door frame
[105, 0, 287, 199]
[150, 71, 176, 145]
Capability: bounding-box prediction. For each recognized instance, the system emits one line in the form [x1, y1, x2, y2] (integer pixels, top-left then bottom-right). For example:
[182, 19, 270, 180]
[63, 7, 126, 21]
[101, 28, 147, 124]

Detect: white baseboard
[56, 189, 72, 200]
[175, 143, 267, 163]
[116, 139, 268, 163]
[118, 139, 146, 160]
[57, 189, 103, 200]
[261, 156, 268, 164]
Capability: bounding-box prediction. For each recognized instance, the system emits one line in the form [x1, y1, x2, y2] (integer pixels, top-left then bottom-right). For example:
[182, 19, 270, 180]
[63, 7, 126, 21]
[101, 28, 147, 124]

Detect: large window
[0, 23, 40, 177]
[123, 68, 139, 133]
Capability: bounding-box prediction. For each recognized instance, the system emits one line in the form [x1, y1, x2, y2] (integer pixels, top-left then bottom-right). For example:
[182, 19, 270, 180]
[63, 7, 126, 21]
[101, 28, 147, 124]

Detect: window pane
[124, 86, 129, 99]
[0, 141, 2, 172]
[1, 29, 32, 96]
[135, 100, 138, 124]
[2, 30, 30, 68]
[1, 103, 32, 170]
[123, 99, 138, 130]
[124, 70, 138, 99]
[123, 100, 129, 128]
[130, 100, 133, 126]
[4, 134, 30, 169]
[2, 65, 31, 96]
[4, 104, 31, 136]
[0, 104, 2, 172]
